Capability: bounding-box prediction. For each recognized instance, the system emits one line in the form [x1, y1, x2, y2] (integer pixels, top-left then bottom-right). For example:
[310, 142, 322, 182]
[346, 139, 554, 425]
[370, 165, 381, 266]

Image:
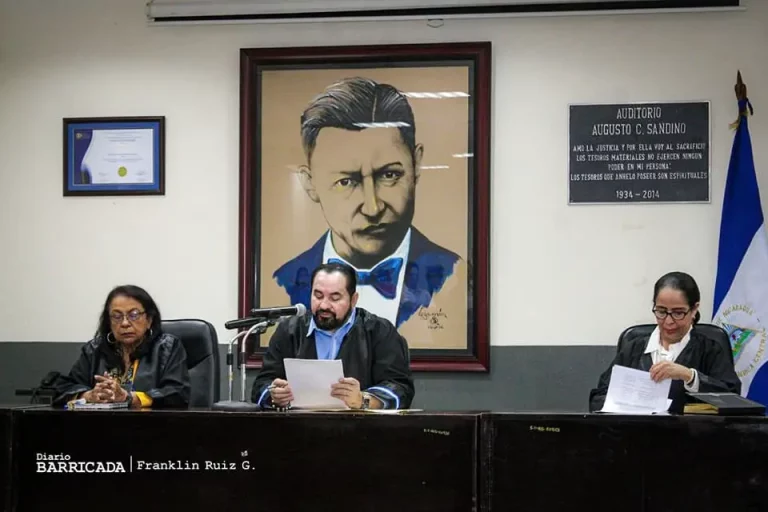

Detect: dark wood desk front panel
[484, 413, 768, 512]
[9, 409, 768, 511]
[0, 409, 10, 512]
[13, 409, 479, 512]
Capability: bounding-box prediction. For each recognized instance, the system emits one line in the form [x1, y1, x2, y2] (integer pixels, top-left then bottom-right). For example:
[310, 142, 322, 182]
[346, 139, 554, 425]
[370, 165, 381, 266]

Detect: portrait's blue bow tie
[327, 257, 404, 300]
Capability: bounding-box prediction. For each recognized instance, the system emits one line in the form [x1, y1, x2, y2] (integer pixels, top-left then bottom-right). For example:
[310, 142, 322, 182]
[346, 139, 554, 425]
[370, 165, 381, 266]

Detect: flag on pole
[713, 71, 768, 405]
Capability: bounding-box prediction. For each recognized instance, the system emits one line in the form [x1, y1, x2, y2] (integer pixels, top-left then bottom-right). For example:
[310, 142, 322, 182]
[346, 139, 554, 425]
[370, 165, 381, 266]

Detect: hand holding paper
[284, 358, 348, 409]
[599, 365, 672, 415]
[330, 377, 363, 409]
[269, 378, 293, 407]
[649, 361, 693, 383]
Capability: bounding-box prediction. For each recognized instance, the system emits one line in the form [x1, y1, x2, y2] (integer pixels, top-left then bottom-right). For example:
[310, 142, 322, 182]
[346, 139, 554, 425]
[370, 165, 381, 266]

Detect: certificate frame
[62, 116, 165, 196]
[239, 43, 492, 372]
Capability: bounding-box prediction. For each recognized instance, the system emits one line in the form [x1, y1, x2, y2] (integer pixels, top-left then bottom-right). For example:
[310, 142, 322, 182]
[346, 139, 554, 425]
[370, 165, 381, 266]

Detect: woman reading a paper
[589, 272, 740, 412]
[54, 285, 190, 408]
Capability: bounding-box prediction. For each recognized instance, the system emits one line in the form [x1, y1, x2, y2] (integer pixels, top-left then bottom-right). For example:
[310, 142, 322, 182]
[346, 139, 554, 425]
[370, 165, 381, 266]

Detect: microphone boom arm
[239, 319, 276, 402]
[213, 318, 280, 411]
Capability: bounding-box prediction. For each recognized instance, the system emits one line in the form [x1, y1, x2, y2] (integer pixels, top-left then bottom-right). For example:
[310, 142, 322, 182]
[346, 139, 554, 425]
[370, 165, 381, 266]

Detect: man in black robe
[251, 262, 415, 410]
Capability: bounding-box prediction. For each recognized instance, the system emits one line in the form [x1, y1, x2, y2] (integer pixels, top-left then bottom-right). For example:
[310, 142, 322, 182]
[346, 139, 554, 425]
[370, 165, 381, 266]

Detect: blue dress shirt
[307, 308, 357, 359]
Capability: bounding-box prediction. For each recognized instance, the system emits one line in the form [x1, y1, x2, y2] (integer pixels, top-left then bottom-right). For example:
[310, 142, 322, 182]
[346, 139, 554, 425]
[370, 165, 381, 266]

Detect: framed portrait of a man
[239, 42, 491, 371]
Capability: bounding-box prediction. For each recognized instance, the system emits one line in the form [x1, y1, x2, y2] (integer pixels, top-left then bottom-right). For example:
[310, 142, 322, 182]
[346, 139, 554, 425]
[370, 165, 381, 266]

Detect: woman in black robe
[589, 271, 740, 413]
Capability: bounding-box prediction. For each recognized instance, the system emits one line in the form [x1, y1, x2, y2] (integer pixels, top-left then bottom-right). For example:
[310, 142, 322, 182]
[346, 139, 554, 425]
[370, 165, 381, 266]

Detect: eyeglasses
[110, 309, 146, 323]
[652, 307, 690, 320]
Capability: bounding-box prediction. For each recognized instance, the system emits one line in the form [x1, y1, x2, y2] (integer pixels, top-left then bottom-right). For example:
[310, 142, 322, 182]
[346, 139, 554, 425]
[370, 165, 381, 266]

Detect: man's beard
[314, 307, 352, 331]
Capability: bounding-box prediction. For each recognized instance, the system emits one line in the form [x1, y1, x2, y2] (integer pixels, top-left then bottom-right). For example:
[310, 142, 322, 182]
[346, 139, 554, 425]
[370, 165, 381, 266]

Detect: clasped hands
[82, 372, 130, 403]
[649, 361, 694, 384]
[269, 377, 364, 409]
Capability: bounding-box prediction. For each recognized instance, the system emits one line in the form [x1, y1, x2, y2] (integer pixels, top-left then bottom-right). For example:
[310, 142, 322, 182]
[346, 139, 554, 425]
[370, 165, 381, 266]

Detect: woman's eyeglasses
[110, 309, 145, 323]
[652, 307, 689, 320]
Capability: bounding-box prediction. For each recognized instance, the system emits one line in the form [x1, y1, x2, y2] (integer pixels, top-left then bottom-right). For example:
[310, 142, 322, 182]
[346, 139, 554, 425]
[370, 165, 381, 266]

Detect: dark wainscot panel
[13, 409, 480, 512]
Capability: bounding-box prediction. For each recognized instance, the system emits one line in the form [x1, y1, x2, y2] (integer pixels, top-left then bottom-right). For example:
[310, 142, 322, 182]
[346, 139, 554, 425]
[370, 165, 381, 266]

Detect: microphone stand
[226, 330, 248, 404]
[212, 319, 275, 411]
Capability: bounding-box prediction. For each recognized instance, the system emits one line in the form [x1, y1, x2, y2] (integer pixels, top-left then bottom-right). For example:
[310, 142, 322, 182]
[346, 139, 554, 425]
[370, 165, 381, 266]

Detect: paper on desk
[360, 409, 424, 414]
[599, 365, 672, 415]
[288, 409, 424, 414]
[284, 358, 348, 409]
[68, 402, 129, 410]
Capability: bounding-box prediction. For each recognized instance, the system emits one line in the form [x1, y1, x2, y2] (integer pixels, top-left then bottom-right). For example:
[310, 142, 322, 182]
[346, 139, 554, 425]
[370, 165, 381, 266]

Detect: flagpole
[713, 70, 768, 405]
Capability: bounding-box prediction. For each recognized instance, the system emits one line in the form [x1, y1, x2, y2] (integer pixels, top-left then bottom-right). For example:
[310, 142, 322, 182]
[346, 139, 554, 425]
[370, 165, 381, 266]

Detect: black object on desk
[685, 392, 766, 416]
[15, 370, 63, 405]
[14, 388, 56, 405]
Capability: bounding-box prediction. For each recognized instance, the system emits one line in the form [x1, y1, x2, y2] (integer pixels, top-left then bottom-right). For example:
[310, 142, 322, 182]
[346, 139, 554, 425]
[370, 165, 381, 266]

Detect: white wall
[1, 0, 766, 346]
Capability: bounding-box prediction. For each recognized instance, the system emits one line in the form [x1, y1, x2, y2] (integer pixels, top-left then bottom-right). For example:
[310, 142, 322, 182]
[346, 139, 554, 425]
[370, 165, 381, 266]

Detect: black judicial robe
[53, 332, 191, 408]
[251, 308, 415, 409]
[589, 327, 741, 413]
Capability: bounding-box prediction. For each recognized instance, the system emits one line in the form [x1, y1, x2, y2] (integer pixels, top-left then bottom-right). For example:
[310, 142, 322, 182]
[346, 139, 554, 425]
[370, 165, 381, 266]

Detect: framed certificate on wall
[63, 116, 165, 196]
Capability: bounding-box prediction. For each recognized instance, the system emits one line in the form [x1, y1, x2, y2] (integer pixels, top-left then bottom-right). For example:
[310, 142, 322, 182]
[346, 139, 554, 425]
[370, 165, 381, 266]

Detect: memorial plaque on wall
[569, 102, 710, 204]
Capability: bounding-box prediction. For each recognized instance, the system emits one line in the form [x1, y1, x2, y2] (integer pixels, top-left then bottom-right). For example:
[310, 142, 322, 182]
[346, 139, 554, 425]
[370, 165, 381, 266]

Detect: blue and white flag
[713, 76, 768, 405]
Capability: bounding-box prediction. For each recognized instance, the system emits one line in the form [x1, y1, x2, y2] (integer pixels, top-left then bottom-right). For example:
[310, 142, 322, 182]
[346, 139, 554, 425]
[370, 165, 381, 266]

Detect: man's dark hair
[311, 263, 357, 297]
[300, 77, 416, 164]
[96, 284, 162, 338]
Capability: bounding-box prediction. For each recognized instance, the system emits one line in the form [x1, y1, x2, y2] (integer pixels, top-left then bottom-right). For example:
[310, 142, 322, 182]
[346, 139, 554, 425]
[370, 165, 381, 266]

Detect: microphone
[213, 304, 307, 412]
[249, 304, 307, 319]
[223, 304, 306, 330]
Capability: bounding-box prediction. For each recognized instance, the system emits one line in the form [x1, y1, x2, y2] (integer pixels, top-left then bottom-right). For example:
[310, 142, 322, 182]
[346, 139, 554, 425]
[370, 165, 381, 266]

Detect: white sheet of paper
[599, 365, 672, 415]
[284, 358, 348, 409]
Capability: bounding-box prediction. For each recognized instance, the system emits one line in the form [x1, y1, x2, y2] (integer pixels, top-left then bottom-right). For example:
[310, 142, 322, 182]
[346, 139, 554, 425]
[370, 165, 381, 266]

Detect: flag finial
[735, 70, 747, 101]
[730, 70, 753, 129]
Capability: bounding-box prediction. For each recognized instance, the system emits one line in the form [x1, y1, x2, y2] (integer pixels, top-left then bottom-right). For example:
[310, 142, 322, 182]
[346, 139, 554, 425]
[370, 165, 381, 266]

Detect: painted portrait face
[300, 127, 423, 269]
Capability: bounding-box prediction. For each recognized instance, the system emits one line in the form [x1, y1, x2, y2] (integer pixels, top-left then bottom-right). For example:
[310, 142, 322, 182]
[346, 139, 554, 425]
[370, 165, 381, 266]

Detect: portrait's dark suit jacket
[273, 227, 460, 327]
[589, 325, 741, 413]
